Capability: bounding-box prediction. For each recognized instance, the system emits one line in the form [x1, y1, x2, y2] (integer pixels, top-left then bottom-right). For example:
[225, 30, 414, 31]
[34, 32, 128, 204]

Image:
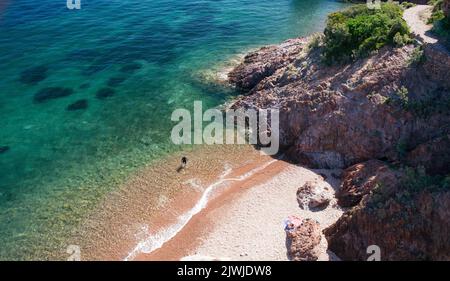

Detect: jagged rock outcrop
[324, 163, 450, 260]
[337, 160, 402, 207]
[285, 218, 322, 261]
[297, 180, 333, 209]
[231, 39, 450, 169]
[228, 38, 307, 93]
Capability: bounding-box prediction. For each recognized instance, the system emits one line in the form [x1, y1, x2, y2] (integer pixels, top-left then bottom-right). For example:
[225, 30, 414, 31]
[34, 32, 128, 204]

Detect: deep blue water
[0, 0, 347, 260]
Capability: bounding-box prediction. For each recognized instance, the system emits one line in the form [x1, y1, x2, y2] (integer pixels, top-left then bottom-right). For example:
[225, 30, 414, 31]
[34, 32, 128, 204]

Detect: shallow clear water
[0, 0, 347, 260]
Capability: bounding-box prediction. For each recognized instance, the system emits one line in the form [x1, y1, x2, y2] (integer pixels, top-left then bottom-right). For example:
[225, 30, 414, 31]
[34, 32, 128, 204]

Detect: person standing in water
[177, 156, 188, 172]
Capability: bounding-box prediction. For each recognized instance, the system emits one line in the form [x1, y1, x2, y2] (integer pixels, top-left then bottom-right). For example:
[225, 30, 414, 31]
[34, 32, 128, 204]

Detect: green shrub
[322, 3, 412, 64]
[394, 31, 413, 46]
[408, 46, 426, 65]
[395, 86, 409, 108]
[401, 2, 416, 9]
[405, 89, 450, 117]
[427, 0, 444, 24]
[306, 33, 323, 52]
[428, 0, 450, 46]
[396, 139, 408, 159]
[402, 166, 450, 192]
[432, 17, 450, 47]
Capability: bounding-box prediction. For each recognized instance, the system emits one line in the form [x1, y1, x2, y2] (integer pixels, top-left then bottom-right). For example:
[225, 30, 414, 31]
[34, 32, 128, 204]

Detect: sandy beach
[129, 154, 344, 261]
[70, 143, 344, 261]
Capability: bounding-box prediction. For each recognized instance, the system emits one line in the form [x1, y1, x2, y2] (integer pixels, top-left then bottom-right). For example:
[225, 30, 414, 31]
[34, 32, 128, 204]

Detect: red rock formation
[229, 33, 450, 261]
[286, 218, 322, 261]
[324, 168, 450, 260]
[228, 38, 307, 93]
[231, 39, 450, 169]
[337, 160, 402, 207]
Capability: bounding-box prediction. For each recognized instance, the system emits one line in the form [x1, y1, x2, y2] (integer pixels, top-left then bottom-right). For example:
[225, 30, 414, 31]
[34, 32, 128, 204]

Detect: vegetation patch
[408, 46, 426, 65]
[402, 166, 450, 192]
[428, 0, 450, 47]
[322, 3, 412, 64]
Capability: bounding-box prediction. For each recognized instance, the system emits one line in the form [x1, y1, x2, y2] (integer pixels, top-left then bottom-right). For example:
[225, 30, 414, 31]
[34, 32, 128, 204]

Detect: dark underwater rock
[79, 83, 90, 89]
[107, 76, 127, 87]
[33, 87, 73, 103]
[96, 88, 115, 99]
[0, 146, 10, 154]
[67, 99, 88, 111]
[120, 62, 142, 73]
[19, 65, 48, 85]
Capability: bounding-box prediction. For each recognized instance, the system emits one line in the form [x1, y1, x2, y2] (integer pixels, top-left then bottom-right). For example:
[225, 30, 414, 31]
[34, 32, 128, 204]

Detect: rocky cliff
[228, 32, 450, 260]
[230, 38, 450, 171]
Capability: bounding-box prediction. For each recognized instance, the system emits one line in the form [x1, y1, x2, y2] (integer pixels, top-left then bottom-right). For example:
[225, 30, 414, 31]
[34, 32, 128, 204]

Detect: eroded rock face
[297, 180, 333, 209]
[324, 161, 450, 261]
[337, 160, 401, 208]
[286, 218, 322, 261]
[230, 39, 450, 170]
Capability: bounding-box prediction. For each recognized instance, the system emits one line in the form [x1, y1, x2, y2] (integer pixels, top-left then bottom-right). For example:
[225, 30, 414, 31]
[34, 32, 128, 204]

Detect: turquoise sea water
[0, 0, 347, 260]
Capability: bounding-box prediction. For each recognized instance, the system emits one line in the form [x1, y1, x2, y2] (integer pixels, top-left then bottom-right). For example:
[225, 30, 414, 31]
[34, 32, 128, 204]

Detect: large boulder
[285, 217, 322, 261]
[337, 160, 401, 208]
[297, 180, 333, 209]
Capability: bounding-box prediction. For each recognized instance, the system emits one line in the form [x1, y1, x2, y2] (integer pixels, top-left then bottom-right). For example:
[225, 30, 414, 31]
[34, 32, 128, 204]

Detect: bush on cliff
[322, 3, 412, 64]
[429, 0, 450, 47]
[428, 0, 445, 24]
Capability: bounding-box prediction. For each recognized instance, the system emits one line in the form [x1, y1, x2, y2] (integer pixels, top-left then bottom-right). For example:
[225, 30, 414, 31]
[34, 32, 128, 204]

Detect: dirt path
[403, 5, 438, 44]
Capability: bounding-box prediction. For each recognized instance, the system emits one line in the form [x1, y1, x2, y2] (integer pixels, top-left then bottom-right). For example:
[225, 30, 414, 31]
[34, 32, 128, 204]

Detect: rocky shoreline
[226, 7, 450, 260]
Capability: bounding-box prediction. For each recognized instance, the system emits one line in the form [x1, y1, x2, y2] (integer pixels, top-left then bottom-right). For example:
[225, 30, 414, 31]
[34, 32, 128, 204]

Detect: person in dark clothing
[177, 156, 188, 172]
